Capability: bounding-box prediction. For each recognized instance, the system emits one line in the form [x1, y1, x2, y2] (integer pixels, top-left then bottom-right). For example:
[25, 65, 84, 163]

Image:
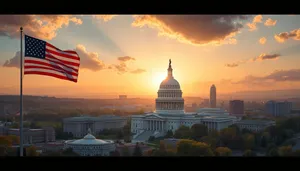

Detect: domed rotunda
[155, 59, 184, 115]
[64, 128, 116, 156]
[130, 59, 237, 142]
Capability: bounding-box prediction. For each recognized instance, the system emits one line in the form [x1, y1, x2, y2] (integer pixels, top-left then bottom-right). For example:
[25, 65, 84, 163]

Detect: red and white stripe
[24, 42, 80, 82]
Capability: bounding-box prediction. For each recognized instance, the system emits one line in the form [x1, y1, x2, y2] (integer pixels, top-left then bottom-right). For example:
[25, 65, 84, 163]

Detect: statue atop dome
[88, 128, 91, 134]
[167, 59, 173, 78]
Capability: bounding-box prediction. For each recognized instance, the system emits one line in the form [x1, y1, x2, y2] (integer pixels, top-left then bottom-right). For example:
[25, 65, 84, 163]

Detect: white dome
[159, 77, 181, 89]
[155, 59, 185, 115]
[69, 133, 109, 145]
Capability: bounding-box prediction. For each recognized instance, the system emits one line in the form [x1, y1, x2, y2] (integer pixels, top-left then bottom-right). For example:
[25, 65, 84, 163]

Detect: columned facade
[144, 120, 165, 131]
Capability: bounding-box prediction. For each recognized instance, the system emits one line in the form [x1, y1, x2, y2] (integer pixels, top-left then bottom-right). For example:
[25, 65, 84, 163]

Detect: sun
[151, 71, 166, 87]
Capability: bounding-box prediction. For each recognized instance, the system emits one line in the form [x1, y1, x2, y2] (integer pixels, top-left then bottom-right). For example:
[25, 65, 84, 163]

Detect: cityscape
[1, 14, 300, 156]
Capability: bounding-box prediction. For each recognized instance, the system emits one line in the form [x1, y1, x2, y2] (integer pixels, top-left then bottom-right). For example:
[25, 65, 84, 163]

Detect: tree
[215, 147, 232, 156]
[243, 134, 255, 150]
[174, 125, 192, 139]
[0, 136, 13, 156]
[260, 136, 267, 148]
[30, 122, 40, 129]
[278, 145, 292, 156]
[110, 150, 120, 156]
[291, 150, 300, 156]
[200, 136, 217, 149]
[7, 135, 20, 145]
[121, 146, 130, 156]
[165, 130, 174, 138]
[123, 123, 131, 143]
[27, 146, 39, 156]
[243, 150, 256, 157]
[116, 130, 123, 140]
[176, 139, 214, 156]
[268, 148, 279, 156]
[266, 143, 279, 156]
[191, 124, 208, 140]
[132, 143, 142, 156]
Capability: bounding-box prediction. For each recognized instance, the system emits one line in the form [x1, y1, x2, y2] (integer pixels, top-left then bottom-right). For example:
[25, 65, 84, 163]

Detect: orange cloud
[0, 15, 83, 40]
[75, 44, 106, 71]
[225, 53, 281, 68]
[130, 69, 146, 74]
[109, 56, 146, 74]
[274, 28, 300, 43]
[132, 15, 248, 46]
[253, 15, 263, 23]
[264, 18, 277, 27]
[93, 15, 118, 22]
[259, 37, 267, 45]
[225, 63, 239, 68]
[246, 15, 263, 31]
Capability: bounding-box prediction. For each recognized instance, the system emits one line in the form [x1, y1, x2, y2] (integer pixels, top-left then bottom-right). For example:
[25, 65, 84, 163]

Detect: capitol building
[131, 60, 238, 142]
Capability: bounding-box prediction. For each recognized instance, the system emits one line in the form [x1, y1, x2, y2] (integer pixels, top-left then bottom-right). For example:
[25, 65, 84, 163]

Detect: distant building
[199, 99, 210, 108]
[229, 100, 244, 116]
[0, 126, 55, 144]
[119, 95, 127, 100]
[265, 101, 292, 117]
[63, 115, 128, 138]
[64, 128, 115, 156]
[210, 85, 216, 108]
[235, 120, 275, 132]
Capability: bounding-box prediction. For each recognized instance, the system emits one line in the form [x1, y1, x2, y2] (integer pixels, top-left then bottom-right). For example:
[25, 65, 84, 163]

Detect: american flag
[24, 35, 80, 82]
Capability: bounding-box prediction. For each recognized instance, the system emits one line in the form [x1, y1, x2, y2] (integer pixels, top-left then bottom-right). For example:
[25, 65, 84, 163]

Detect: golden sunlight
[151, 71, 166, 87]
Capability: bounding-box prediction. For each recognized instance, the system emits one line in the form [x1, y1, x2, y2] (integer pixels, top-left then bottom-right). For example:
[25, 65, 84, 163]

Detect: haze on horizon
[1, 15, 300, 99]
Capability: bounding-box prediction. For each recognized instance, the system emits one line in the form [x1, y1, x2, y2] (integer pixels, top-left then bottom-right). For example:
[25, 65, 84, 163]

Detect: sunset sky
[1, 15, 300, 98]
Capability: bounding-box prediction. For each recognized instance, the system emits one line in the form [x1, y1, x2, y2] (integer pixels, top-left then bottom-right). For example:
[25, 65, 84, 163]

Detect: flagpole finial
[20, 27, 23, 31]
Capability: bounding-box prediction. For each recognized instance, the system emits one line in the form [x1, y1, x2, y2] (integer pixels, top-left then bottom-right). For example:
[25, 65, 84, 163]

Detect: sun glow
[152, 71, 166, 87]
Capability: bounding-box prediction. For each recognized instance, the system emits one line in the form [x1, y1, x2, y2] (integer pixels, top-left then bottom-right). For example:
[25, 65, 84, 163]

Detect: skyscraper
[210, 84, 216, 108]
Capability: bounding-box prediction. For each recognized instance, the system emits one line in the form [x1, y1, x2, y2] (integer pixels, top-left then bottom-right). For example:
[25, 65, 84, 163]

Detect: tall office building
[210, 84, 216, 108]
[229, 100, 244, 116]
[265, 101, 292, 117]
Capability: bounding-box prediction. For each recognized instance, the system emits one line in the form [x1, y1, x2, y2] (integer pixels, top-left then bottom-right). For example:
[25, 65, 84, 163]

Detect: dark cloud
[110, 56, 145, 74]
[252, 53, 281, 61]
[0, 15, 82, 40]
[132, 15, 249, 46]
[225, 53, 281, 68]
[275, 28, 300, 43]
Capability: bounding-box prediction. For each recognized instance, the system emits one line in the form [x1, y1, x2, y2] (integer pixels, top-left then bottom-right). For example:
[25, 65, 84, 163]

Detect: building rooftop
[236, 120, 275, 125]
[65, 128, 114, 145]
[63, 115, 126, 122]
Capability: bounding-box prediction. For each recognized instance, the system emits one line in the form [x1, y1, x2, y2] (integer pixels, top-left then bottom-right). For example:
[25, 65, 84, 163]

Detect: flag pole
[19, 27, 24, 157]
